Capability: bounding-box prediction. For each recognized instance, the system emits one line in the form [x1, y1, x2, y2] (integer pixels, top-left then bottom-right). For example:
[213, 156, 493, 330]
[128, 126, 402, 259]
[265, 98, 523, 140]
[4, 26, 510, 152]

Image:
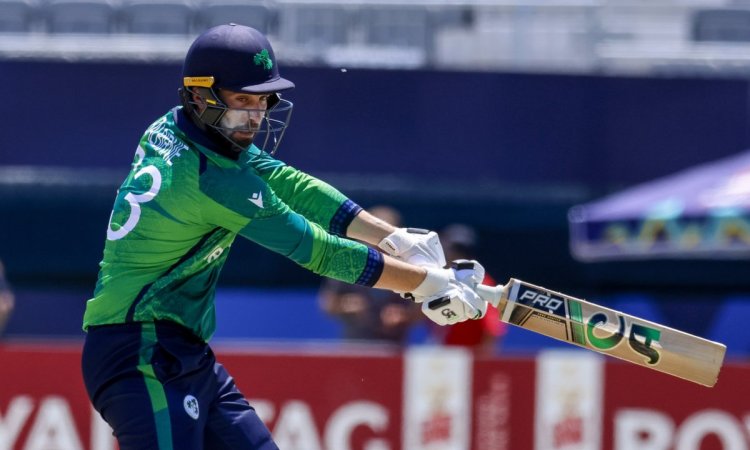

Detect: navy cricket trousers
[81, 320, 278, 450]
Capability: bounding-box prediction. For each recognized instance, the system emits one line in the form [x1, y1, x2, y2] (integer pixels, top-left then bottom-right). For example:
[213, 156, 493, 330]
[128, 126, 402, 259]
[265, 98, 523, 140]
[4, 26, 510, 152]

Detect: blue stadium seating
[0, 0, 37, 33]
[120, 0, 194, 34]
[196, 0, 277, 36]
[692, 8, 750, 42]
[361, 5, 432, 49]
[46, 0, 117, 34]
[279, 3, 351, 48]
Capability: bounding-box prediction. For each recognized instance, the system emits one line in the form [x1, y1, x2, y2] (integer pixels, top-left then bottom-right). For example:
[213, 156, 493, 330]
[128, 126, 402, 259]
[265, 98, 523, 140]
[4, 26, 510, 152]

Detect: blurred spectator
[319, 206, 421, 345]
[431, 224, 506, 355]
[0, 260, 15, 337]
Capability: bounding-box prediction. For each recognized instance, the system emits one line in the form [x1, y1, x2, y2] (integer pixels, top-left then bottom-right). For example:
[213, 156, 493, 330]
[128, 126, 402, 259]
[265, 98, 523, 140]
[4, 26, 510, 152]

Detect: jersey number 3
[107, 147, 162, 240]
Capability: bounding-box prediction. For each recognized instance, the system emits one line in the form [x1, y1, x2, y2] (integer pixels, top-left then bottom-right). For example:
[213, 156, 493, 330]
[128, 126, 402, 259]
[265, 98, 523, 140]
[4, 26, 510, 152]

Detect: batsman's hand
[421, 281, 487, 326]
[450, 259, 486, 289]
[378, 228, 446, 268]
[404, 263, 488, 326]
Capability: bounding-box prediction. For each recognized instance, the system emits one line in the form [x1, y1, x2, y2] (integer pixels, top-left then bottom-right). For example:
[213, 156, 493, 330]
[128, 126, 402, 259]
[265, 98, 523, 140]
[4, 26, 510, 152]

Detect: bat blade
[477, 279, 726, 387]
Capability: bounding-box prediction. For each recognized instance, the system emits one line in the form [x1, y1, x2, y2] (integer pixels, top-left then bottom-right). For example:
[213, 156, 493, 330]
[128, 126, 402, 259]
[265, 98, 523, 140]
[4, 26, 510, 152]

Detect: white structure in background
[402, 346, 473, 450]
[534, 350, 604, 450]
[0, 0, 749, 76]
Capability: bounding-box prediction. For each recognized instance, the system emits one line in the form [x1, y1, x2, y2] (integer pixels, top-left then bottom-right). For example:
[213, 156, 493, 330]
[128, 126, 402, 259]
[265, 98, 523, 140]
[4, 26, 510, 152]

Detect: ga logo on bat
[514, 285, 662, 365]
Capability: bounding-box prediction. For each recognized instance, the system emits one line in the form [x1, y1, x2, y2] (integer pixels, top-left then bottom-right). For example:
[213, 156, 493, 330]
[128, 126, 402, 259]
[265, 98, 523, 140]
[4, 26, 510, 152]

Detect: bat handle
[475, 284, 505, 308]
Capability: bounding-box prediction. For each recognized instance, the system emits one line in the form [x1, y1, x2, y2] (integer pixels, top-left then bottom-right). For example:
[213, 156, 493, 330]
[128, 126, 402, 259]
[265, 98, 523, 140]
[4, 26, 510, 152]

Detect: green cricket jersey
[83, 107, 383, 341]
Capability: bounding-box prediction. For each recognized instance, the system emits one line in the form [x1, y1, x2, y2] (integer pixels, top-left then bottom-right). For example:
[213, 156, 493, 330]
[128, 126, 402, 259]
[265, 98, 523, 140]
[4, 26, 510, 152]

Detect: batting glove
[378, 228, 446, 268]
[406, 264, 488, 326]
[450, 259, 486, 289]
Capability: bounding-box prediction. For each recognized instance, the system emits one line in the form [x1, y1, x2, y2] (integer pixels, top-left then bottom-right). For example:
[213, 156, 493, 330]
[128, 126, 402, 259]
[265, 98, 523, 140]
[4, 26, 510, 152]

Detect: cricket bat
[476, 279, 726, 387]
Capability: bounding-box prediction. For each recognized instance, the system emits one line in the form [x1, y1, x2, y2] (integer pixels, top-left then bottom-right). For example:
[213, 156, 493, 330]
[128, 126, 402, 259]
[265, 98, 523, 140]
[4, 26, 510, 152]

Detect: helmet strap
[181, 86, 226, 128]
[179, 86, 246, 158]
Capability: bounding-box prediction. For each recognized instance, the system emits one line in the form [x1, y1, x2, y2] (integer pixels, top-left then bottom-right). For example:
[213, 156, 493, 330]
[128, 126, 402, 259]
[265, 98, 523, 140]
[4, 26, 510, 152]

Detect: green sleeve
[251, 150, 362, 235]
[239, 206, 373, 284]
[199, 161, 382, 285]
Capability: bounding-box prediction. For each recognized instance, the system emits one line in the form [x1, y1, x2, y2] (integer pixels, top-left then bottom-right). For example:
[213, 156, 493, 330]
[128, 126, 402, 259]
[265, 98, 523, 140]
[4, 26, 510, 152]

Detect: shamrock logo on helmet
[253, 49, 273, 70]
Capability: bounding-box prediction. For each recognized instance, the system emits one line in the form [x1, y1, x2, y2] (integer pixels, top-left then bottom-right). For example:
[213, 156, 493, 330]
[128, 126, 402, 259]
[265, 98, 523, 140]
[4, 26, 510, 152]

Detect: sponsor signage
[0, 343, 747, 450]
[535, 351, 604, 450]
[402, 347, 473, 450]
[604, 362, 750, 450]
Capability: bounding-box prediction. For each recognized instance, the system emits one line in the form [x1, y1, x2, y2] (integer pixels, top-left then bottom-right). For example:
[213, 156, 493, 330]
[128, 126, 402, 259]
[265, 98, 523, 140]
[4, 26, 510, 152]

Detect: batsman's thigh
[94, 374, 207, 450]
[203, 362, 279, 450]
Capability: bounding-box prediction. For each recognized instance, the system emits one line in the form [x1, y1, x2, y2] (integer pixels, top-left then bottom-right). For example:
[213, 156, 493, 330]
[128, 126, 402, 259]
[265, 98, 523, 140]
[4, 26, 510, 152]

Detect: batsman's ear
[191, 89, 207, 107]
[179, 86, 213, 114]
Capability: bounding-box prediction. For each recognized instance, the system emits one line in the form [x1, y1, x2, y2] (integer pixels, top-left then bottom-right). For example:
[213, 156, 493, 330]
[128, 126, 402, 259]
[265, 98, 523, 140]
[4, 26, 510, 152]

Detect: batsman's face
[218, 90, 270, 147]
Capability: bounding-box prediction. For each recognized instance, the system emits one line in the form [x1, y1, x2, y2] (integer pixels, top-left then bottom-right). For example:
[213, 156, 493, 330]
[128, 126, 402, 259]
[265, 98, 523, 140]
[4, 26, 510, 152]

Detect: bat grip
[475, 284, 505, 308]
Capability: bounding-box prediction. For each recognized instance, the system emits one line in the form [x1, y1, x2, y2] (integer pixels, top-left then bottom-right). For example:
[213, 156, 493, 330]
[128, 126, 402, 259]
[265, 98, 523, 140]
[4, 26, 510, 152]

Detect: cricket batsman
[81, 24, 488, 449]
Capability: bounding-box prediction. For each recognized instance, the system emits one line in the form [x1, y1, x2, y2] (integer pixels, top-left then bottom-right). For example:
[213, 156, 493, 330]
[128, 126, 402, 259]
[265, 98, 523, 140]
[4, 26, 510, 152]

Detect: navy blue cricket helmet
[180, 23, 294, 154]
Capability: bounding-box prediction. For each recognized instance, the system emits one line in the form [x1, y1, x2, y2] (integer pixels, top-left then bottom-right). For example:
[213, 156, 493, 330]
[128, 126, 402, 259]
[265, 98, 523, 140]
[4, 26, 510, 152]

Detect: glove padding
[407, 261, 488, 326]
[421, 281, 487, 326]
[451, 259, 485, 289]
[378, 228, 446, 268]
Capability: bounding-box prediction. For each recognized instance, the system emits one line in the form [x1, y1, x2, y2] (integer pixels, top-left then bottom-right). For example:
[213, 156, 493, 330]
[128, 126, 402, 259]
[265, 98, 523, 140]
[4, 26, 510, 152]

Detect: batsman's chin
[231, 131, 254, 147]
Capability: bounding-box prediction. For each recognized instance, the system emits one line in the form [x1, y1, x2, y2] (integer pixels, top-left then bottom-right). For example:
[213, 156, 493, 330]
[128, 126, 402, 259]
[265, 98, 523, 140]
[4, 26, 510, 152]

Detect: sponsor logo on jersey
[249, 191, 264, 208]
[146, 116, 188, 166]
[184, 395, 200, 420]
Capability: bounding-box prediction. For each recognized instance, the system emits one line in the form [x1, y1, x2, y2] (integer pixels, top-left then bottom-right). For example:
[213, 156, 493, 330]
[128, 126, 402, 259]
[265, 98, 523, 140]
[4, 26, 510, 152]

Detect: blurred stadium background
[2, 0, 750, 449]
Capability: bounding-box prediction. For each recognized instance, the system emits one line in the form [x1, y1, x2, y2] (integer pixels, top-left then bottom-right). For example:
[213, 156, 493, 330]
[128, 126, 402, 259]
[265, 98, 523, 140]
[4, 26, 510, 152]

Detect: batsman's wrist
[411, 267, 451, 298]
